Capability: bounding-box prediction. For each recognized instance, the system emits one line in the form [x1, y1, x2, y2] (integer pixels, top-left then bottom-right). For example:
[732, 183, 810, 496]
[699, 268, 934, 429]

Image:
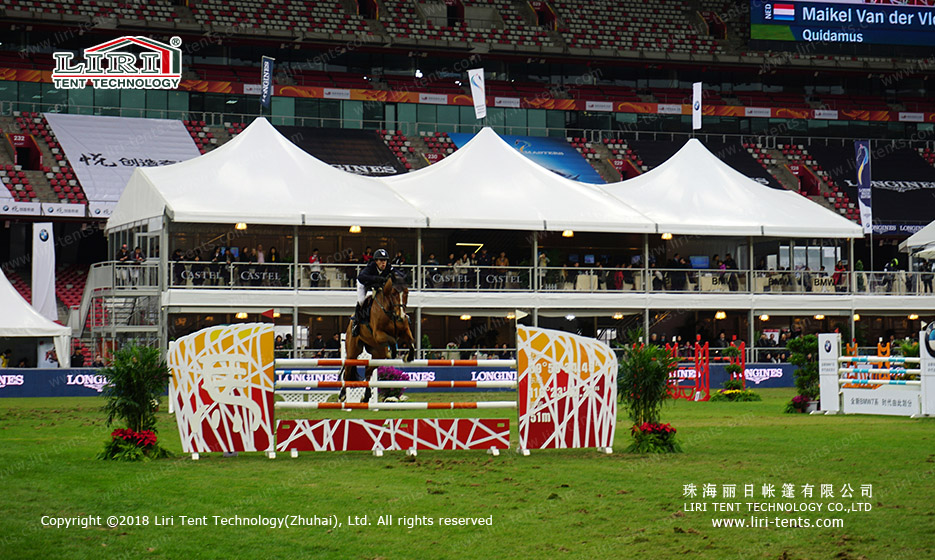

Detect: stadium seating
[552, 0, 720, 54]
[56, 264, 90, 310]
[420, 132, 458, 162]
[378, 129, 415, 170]
[0, 164, 37, 203]
[3, 269, 31, 303]
[184, 120, 216, 155]
[190, 0, 371, 36]
[1, 0, 176, 22]
[781, 143, 859, 221]
[15, 112, 88, 205]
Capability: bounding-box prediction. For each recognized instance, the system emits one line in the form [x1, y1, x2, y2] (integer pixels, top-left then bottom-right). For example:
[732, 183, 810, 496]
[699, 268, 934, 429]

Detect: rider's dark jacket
[357, 260, 395, 288]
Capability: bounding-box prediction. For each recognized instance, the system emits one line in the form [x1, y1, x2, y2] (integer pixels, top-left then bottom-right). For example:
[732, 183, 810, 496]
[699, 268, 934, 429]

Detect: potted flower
[98, 343, 171, 460]
[377, 366, 410, 402]
[617, 333, 681, 453]
[784, 335, 820, 413]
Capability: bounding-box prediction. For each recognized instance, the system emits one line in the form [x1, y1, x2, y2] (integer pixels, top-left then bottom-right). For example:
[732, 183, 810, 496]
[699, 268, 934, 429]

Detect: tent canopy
[0, 271, 71, 367]
[600, 139, 864, 238]
[900, 220, 935, 256]
[382, 127, 655, 233]
[107, 118, 429, 231]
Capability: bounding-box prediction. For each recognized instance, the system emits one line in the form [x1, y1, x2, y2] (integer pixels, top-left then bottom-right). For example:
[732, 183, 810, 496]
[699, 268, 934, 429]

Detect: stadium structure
[0, 0, 933, 363]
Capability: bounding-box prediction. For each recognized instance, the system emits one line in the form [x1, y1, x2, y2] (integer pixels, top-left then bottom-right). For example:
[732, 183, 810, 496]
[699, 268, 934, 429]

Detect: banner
[467, 68, 486, 119]
[692, 82, 702, 130]
[43, 113, 200, 204]
[31, 223, 57, 322]
[448, 133, 605, 184]
[854, 140, 872, 234]
[260, 56, 274, 108]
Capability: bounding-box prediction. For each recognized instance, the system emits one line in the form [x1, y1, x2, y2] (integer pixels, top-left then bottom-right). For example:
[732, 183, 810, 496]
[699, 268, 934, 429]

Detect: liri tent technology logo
[52, 36, 182, 90]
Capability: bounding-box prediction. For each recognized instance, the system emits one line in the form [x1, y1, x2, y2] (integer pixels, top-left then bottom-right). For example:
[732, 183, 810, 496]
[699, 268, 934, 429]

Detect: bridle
[372, 282, 409, 341]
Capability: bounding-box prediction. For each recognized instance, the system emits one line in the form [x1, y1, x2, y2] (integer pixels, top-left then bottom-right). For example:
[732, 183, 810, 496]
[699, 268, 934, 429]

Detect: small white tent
[0, 272, 71, 368]
[107, 118, 428, 231]
[382, 127, 655, 233]
[901, 220, 935, 259]
[600, 139, 864, 238]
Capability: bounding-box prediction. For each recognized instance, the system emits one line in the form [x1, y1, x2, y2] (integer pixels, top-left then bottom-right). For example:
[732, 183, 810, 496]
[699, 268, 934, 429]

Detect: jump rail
[276, 359, 518, 368]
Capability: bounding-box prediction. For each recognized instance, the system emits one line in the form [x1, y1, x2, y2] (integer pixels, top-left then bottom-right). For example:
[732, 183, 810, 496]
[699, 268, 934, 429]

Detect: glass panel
[145, 89, 168, 119]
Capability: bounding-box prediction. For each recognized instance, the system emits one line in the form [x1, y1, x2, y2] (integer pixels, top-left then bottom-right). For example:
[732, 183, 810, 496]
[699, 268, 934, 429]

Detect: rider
[352, 248, 397, 336]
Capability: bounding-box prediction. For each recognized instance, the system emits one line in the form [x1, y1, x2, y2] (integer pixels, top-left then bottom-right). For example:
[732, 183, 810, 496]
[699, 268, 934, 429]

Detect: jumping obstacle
[818, 328, 935, 417]
[664, 336, 746, 401]
[168, 324, 618, 458]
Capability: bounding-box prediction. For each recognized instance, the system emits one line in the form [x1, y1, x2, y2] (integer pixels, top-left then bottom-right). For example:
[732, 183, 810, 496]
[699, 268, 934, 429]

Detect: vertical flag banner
[31, 223, 57, 322]
[692, 82, 702, 130]
[854, 140, 872, 234]
[260, 56, 275, 108]
[468, 68, 487, 120]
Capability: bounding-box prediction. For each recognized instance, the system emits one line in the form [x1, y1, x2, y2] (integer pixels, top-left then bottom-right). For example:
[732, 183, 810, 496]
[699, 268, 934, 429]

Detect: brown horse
[341, 273, 415, 402]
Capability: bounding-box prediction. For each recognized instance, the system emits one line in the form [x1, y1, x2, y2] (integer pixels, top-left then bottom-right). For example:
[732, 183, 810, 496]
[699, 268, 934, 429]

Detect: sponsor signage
[88, 202, 116, 218]
[323, 88, 351, 100]
[52, 36, 182, 90]
[0, 201, 41, 215]
[898, 112, 924, 122]
[744, 107, 772, 118]
[495, 97, 520, 108]
[657, 103, 682, 114]
[814, 109, 839, 119]
[242, 84, 261, 95]
[41, 202, 86, 217]
[419, 93, 449, 105]
[585, 100, 613, 112]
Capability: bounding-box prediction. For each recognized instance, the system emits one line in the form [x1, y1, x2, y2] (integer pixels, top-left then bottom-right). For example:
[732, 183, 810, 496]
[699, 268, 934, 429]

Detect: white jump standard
[818, 328, 935, 417]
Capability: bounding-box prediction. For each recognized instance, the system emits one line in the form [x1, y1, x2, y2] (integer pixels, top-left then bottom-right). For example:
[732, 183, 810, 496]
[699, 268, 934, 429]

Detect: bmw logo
[824, 340, 832, 353]
[39, 229, 49, 242]
[925, 322, 935, 359]
[694, 101, 700, 110]
[1, 205, 7, 212]
[94, 208, 101, 215]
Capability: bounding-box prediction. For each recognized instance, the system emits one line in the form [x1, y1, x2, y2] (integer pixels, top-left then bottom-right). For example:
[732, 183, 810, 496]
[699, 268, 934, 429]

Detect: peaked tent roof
[899, 222, 935, 251]
[107, 118, 428, 231]
[381, 127, 655, 233]
[600, 139, 864, 238]
[0, 271, 71, 367]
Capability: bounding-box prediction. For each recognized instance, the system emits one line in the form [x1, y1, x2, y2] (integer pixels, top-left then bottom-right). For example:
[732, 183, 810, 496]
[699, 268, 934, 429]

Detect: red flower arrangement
[631, 422, 677, 436]
[111, 428, 157, 448]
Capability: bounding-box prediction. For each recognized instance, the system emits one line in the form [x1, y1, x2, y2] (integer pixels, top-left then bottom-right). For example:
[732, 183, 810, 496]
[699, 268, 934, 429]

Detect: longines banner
[43, 113, 201, 205]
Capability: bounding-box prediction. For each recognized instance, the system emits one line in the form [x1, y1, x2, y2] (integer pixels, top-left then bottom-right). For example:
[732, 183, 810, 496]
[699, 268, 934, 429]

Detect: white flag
[468, 68, 487, 120]
[32, 223, 57, 322]
[692, 82, 702, 130]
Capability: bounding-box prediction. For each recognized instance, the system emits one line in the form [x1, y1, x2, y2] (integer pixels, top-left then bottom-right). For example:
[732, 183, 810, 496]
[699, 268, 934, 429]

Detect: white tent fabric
[107, 118, 428, 231]
[0, 271, 71, 368]
[600, 139, 864, 238]
[382, 128, 655, 232]
[900, 220, 935, 257]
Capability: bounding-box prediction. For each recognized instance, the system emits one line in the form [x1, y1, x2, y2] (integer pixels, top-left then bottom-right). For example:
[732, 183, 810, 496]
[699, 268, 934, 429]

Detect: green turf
[1, 390, 933, 559]
[751, 24, 796, 42]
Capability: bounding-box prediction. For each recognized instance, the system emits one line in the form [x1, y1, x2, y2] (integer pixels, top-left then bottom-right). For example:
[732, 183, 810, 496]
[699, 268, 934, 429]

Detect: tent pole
[849, 238, 856, 293]
[416, 229, 422, 291]
[532, 234, 538, 292]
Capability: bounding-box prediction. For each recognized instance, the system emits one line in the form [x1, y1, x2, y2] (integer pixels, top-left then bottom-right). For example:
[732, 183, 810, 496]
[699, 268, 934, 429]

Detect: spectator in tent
[71, 349, 84, 368]
[362, 246, 373, 263]
[1, 349, 11, 368]
[91, 355, 105, 368]
[116, 243, 130, 286]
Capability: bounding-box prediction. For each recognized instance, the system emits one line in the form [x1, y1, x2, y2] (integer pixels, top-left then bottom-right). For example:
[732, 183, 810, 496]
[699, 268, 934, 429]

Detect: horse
[340, 271, 415, 402]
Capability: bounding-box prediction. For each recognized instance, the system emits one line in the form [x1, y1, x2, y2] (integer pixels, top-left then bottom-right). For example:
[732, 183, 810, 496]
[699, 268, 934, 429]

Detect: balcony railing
[88, 261, 935, 296]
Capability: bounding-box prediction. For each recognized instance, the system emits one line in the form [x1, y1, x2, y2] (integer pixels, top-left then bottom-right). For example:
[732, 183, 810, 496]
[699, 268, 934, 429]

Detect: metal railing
[88, 261, 935, 296]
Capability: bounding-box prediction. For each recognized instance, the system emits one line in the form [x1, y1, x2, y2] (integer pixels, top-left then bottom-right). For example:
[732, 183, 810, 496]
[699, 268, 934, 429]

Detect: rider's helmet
[374, 248, 389, 261]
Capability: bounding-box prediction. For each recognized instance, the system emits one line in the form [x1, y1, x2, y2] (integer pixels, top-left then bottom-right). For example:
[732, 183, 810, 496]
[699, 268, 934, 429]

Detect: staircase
[588, 142, 623, 182]
[763, 148, 804, 191]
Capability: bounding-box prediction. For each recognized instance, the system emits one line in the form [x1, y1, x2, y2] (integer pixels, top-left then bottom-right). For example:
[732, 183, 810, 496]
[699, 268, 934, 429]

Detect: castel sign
[52, 36, 182, 90]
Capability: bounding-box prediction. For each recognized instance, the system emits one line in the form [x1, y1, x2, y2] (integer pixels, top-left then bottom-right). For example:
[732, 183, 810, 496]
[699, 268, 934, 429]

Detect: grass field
[1, 389, 934, 559]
